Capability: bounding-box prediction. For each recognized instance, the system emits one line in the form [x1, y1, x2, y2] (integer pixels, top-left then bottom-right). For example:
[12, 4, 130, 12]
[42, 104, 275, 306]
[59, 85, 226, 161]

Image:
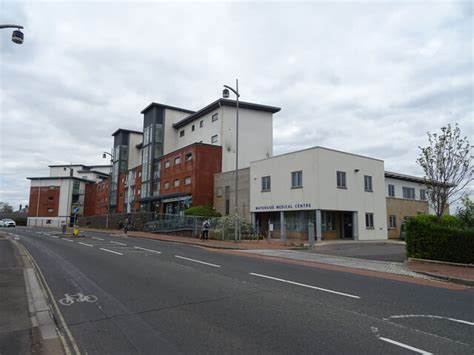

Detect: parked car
[2, 219, 16, 227]
[0, 220, 5, 227]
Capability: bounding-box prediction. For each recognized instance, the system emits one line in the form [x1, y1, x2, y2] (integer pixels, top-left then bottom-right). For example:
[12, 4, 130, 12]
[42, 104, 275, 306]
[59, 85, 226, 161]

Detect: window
[174, 156, 181, 165]
[321, 211, 336, 231]
[291, 170, 303, 188]
[212, 113, 218, 122]
[420, 189, 426, 200]
[49, 186, 56, 190]
[47, 208, 54, 213]
[185, 152, 193, 161]
[164, 161, 170, 168]
[164, 182, 169, 190]
[216, 187, 223, 197]
[261, 176, 271, 192]
[389, 215, 397, 228]
[180, 130, 185, 137]
[364, 175, 373, 192]
[211, 135, 218, 143]
[388, 184, 395, 197]
[365, 213, 374, 228]
[174, 179, 180, 187]
[225, 186, 230, 215]
[192, 125, 195, 132]
[200, 120, 203, 128]
[185, 177, 192, 185]
[402, 187, 415, 199]
[82, 176, 88, 179]
[336, 171, 346, 188]
[48, 196, 54, 201]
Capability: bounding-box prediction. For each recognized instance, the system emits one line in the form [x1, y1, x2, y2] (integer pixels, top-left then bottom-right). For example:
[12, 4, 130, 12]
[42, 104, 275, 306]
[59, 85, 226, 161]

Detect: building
[213, 168, 251, 221]
[249, 146, 387, 241]
[27, 164, 110, 227]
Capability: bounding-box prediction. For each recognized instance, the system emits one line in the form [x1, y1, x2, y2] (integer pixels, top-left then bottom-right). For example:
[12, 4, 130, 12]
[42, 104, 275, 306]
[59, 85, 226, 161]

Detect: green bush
[405, 215, 474, 264]
[184, 205, 221, 218]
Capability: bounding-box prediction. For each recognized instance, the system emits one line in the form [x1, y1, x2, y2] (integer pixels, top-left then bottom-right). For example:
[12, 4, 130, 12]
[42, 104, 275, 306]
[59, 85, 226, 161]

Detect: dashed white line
[174, 255, 221, 268]
[78, 242, 94, 247]
[50, 235, 59, 239]
[379, 337, 432, 354]
[92, 237, 104, 241]
[134, 246, 162, 254]
[110, 241, 127, 246]
[63, 239, 74, 242]
[386, 314, 474, 326]
[249, 273, 361, 299]
[100, 248, 123, 256]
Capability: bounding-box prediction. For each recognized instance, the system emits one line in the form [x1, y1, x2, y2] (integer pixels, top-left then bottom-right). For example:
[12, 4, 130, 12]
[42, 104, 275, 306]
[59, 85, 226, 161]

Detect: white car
[2, 219, 16, 227]
[0, 220, 4, 227]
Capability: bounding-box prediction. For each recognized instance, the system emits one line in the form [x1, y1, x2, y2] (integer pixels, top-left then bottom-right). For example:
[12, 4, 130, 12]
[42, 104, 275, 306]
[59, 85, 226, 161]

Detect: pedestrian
[201, 219, 210, 240]
[124, 217, 129, 235]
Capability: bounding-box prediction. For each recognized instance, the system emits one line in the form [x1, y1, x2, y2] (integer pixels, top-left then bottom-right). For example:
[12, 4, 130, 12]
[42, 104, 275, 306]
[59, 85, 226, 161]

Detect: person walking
[124, 217, 129, 235]
[201, 219, 210, 240]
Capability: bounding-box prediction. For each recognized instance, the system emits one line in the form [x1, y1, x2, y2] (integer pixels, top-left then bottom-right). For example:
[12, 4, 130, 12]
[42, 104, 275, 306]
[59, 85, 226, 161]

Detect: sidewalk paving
[406, 259, 474, 286]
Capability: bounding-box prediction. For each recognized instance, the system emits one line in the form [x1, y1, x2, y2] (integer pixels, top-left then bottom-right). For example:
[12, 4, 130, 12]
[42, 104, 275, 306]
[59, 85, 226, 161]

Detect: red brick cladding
[116, 172, 127, 213]
[159, 143, 222, 207]
[132, 166, 142, 212]
[96, 180, 110, 215]
[28, 186, 60, 217]
[83, 184, 97, 216]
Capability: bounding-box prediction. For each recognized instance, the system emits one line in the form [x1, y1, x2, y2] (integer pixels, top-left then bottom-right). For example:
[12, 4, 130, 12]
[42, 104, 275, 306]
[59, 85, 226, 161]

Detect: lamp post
[222, 79, 240, 242]
[0, 24, 24, 44]
[103, 152, 113, 229]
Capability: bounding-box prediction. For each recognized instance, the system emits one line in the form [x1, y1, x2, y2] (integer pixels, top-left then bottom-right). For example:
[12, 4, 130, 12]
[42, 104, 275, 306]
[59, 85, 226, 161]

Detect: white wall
[250, 147, 387, 240]
[174, 108, 222, 150]
[221, 106, 273, 172]
[128, 132, 143, 169]
[385, 177, 434, 213]
[163, 108, 192, 155]
[49, 165, 84, 177]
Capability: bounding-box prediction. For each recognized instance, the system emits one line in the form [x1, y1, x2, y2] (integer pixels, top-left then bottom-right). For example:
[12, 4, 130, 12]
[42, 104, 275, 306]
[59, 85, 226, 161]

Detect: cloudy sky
[0, 0, 472, 209]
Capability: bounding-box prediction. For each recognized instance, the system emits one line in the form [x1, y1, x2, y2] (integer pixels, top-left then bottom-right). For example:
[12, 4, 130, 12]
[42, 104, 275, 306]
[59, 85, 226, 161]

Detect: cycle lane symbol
[59, 293, 98, 306]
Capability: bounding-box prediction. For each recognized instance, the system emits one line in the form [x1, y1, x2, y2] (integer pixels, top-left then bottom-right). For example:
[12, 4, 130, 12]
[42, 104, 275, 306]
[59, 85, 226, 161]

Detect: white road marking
[109, 234, 118, 237]
[379, 337, 432, 354]
[63, 239, 74, 242]
[134, 246, 162, 254]
[78, 242, 94, 247]
[249, 273, 361, 299]
[92, 237, 104, 241]
[50, 235, 59, 238]
[100, 248, 123, 256]
[110, 241, 127, 246]
[386, 314, 474, 326]
[174, 255, 221, 268]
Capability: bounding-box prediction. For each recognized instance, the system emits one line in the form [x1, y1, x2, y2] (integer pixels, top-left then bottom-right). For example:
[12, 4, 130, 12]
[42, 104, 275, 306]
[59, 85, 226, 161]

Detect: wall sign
[254, 202, 312, 211]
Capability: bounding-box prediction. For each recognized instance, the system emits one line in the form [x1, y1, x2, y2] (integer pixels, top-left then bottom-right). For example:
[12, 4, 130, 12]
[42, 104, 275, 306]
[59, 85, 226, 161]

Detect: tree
[417, 124, 473, 218]
[0, 202, 14, 213]
[456, 195, 474, 228]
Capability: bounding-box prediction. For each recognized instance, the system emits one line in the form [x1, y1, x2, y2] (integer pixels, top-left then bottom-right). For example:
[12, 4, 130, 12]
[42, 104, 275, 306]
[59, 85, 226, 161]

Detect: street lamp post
[222, 79, 240, 242]
[0, 24, 24, 44]
[103, 152, 113, 229]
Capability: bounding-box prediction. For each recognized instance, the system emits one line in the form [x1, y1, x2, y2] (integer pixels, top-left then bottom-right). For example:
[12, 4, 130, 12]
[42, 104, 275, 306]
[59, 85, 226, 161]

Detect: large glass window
[321, 211, 336, 231]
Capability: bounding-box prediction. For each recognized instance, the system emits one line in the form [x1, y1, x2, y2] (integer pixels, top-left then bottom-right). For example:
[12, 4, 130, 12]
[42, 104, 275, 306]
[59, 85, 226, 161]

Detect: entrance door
[342, 212, 353, 239]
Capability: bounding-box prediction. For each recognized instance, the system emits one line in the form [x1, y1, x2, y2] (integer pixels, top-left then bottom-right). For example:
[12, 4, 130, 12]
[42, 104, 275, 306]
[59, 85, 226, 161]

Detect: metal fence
[77, 212, 262, 241]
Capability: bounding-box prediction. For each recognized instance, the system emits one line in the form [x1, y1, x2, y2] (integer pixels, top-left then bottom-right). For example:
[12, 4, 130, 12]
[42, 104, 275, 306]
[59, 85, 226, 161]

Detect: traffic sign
[73, 207, 80, 213]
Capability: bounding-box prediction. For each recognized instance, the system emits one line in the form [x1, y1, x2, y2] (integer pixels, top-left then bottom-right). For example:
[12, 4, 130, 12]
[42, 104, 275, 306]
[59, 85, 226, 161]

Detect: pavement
[3, 226, 473, 354]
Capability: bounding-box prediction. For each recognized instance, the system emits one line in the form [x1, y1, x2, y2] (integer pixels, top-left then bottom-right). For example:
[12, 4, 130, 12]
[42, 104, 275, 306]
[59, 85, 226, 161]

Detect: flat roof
[27, 176, 95, 183]
[384, 171, 454, 187]
[173, 99, 281, 129]
[141, 102, 195, 115]
[111, 128, 143, 136]
[251, 145, 384, 164]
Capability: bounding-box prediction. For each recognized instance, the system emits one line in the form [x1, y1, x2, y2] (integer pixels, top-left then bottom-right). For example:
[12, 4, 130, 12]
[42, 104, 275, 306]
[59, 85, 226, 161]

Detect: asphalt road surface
[7, 227, 474, 354]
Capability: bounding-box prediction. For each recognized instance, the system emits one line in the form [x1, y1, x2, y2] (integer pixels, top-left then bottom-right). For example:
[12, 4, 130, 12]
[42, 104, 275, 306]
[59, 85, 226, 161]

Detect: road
[7, 227, 474, 354]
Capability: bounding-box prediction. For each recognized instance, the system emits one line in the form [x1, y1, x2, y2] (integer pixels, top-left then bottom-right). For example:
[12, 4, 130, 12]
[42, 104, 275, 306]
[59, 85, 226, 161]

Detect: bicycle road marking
[100, 248, 123, 256]
[134, 246, 162, 254]
[174, 255, 221, 268]
[249, 272, 360, 299]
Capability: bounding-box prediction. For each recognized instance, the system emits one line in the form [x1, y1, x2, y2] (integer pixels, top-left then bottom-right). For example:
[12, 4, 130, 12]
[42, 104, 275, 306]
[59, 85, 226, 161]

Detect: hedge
[405, 215, 474, 264]
[184, 205, 221, 218]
